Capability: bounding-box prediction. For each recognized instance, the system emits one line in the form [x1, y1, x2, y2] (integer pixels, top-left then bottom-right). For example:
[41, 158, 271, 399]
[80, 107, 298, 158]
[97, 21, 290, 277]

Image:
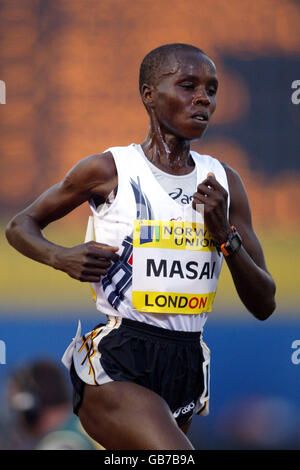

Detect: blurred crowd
[0, 358, 100, 450]
[190, 395, 300, 450]
[1, 357, 299, 450]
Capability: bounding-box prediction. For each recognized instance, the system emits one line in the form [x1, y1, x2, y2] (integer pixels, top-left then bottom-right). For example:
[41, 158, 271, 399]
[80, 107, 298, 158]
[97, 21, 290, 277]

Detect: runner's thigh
[78, 381, 194, 450]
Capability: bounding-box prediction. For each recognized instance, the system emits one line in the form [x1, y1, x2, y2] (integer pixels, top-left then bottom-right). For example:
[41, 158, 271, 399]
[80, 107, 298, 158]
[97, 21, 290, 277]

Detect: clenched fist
[192, 172, 231, 245]
[53, 241, 119, 282]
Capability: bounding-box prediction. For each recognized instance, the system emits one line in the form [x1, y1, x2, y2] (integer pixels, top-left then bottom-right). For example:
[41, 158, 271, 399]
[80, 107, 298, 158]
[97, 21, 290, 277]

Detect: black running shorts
[69, 316, 210, 427]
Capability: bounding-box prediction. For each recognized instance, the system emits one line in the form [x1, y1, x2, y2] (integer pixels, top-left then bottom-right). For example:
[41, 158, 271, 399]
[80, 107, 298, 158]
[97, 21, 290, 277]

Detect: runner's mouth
[191, 112, 209, 122]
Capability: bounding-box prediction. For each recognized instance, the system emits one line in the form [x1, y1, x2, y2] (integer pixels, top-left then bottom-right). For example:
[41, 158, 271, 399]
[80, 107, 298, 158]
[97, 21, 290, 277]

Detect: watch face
[231, 236, 241, 250]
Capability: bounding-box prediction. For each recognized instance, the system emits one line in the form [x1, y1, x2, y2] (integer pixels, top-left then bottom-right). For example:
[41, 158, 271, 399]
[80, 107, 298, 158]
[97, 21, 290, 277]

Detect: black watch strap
[219, 226, 242, 257]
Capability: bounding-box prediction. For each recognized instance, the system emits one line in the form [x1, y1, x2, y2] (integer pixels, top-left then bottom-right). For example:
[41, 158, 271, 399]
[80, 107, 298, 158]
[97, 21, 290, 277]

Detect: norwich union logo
[134, 220, 217, 251]
[139, 224, 160, 244]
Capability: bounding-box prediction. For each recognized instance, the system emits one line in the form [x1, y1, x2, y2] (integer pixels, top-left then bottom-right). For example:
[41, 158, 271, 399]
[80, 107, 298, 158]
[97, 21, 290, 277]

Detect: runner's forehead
[174, 52, 217, 79]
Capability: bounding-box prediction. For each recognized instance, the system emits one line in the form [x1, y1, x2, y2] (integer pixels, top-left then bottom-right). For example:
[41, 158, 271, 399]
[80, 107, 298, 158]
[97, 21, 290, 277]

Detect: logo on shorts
[173, 400, 195, 419]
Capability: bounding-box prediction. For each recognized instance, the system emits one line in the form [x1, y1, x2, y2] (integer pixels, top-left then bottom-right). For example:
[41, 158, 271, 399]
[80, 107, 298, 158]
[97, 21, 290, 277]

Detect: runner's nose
[192, 92, 210, 106]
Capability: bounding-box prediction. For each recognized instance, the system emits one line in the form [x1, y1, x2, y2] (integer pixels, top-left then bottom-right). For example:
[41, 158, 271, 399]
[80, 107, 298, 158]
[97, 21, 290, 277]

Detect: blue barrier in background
[0, 311, 299, 449]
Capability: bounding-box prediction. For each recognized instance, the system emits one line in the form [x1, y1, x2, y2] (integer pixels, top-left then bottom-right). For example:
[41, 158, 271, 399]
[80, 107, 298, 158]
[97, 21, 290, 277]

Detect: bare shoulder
[220, 161, 254, 229]
[63, 151, 117, 198]
[220, 161, 249, 206]
[220, 161, 245, 191]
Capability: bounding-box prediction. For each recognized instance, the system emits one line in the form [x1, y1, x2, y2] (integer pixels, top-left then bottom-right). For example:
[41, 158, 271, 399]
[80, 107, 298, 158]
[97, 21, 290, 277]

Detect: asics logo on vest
[173, 401, 195, 419]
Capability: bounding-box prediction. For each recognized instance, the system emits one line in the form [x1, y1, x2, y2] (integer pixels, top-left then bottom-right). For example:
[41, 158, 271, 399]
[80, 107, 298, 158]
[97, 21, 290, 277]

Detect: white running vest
[86, 144, 230, 332]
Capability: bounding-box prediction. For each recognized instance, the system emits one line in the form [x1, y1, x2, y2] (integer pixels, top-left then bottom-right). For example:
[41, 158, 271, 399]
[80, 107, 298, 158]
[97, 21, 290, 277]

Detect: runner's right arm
[5, 152, 119, 283]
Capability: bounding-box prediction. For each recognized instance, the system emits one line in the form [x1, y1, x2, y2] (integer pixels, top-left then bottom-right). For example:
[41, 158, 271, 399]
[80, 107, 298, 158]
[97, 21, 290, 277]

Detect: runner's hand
[54, 241, 119, 282]
[192, 172, 231, 245]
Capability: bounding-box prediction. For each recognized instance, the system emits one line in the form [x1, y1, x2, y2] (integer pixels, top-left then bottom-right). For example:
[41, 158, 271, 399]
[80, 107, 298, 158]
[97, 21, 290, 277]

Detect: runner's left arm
[192, 165, 276, 320]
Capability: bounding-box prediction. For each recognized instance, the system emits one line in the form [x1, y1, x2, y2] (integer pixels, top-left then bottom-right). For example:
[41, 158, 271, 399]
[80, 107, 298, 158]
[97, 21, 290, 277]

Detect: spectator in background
[2, 358, 100, 450]
[215, 395, 300, 450]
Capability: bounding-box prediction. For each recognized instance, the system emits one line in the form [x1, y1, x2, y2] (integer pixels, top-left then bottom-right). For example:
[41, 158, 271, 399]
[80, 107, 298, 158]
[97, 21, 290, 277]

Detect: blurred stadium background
[0, 0, 299, 449]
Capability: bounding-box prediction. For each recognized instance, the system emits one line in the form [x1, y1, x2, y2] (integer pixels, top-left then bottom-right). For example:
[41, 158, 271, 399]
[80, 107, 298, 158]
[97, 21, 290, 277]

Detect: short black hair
[139, 43, 206, 95]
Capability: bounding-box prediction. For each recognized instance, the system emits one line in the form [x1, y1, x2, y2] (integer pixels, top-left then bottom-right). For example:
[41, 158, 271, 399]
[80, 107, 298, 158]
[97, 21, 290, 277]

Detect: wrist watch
[219, 225, 242, 257]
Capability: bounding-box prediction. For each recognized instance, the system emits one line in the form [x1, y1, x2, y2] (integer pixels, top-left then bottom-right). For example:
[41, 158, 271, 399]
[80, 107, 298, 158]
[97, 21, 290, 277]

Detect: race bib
[132, 220, 221, 315]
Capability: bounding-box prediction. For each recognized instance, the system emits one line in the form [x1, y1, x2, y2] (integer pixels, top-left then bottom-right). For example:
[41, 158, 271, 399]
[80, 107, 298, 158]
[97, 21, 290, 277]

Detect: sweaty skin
[5, 49, 276, 449]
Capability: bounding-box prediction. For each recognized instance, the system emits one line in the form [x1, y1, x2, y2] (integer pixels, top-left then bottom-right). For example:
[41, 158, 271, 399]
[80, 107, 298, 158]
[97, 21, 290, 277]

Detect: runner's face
[152, 52, 218, 140]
